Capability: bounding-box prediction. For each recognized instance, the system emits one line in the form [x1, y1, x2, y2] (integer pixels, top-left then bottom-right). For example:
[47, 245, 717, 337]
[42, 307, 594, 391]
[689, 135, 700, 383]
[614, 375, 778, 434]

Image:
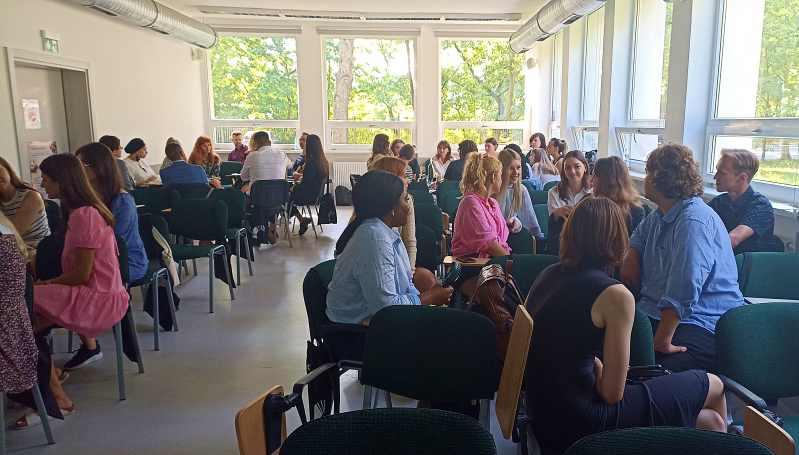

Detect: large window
[709, 0, 799, 193]
[440, 38, 526, 147]
[324, 37, 416, 148]
[630, 0, 672, 122]
[581, 9, 605, 124]
[550, 33, 563, 139]
[208, 35, 299, 147]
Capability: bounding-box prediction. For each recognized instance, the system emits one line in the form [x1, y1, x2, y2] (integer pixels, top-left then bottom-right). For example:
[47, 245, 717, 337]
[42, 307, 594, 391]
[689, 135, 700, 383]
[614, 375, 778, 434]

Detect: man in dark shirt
[443, 139, 478, 181]
[708, 149, 783, 254]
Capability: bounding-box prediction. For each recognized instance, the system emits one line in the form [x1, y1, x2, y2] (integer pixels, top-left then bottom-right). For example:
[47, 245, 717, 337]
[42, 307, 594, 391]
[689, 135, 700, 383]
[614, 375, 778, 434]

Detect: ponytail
[335, 216, 365, 256]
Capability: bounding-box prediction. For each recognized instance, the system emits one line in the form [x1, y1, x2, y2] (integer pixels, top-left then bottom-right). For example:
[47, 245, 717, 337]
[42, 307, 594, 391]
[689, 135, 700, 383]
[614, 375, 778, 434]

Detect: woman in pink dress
[33, 153, 129, 372]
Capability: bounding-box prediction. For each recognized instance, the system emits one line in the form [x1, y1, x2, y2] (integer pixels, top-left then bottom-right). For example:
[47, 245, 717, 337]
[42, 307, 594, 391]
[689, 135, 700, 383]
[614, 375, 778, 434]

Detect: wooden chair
[235, 385, 287, 455]
[496, 306, 534, 439]
[744, 406, 796, 455]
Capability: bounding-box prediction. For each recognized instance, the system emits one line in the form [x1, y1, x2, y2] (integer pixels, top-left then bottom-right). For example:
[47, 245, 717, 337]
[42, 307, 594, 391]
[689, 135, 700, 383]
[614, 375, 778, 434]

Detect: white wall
[0, 0, 206, 172]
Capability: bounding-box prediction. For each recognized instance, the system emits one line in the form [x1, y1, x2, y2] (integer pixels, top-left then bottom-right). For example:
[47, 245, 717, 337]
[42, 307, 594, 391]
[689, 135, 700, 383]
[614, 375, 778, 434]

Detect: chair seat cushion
[129, 261, 166, 287]
[172, 244, 219, 260]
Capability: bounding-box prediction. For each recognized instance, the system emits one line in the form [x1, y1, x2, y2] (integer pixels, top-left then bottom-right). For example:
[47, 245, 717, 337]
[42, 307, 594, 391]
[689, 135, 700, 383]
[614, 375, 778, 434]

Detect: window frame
[628, 0, 671, 126]
[438, 36, 528, 151]
[550, 32, 564, 139]
[321, 34, 419, 152]
[205, 33, 301, 151]
[579, 9, 605, 126]
[706, 0, 799, 205]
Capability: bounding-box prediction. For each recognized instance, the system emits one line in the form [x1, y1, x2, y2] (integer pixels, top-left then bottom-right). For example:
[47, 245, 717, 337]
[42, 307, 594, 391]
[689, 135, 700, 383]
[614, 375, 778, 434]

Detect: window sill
[628, 170, 799, 219]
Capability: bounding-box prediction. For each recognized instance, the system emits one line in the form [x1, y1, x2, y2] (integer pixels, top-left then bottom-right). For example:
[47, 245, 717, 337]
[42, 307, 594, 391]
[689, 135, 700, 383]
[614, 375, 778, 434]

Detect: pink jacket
[451, 193, 510, 258]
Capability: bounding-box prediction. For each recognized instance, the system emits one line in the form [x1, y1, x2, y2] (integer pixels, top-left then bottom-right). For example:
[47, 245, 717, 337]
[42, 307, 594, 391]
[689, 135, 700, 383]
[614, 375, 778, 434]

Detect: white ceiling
[169, 0, 544, 17]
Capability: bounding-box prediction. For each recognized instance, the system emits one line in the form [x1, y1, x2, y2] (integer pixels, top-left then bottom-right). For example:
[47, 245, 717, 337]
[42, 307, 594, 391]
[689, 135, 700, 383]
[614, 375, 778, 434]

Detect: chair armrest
[719, 375, 770, 412]
[288, 362, 340, 425]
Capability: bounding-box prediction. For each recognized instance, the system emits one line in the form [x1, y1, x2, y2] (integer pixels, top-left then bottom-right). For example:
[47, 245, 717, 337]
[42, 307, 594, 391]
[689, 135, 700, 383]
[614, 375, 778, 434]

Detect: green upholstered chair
[737, 252, 799, 300]
[507, 228, 536, 255]
[361, 305, 500, 425]
[210, 188, 254, 285]
[543, 181, 559, 192]
[169, 199, 235, 313]
[629, 309, 656, 367]
[533, 204, 549, 239]
[280, 408, 497, 455]
[563, 427, 772, 455]
[220, 160, 243, 186]
[489, 254, 558, 300]
[716, 303, 799, 449]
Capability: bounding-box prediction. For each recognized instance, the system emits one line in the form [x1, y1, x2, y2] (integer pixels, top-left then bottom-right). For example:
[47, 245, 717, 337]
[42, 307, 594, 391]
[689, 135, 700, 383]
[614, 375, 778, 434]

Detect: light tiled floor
[7, 208, 517, 455]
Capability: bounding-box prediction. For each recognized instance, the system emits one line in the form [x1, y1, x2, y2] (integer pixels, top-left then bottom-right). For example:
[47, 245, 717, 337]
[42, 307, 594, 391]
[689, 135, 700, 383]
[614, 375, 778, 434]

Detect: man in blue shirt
[621, 144, 744, 372]
[159, 142, 209, 186]
[708, 149, 783, 254]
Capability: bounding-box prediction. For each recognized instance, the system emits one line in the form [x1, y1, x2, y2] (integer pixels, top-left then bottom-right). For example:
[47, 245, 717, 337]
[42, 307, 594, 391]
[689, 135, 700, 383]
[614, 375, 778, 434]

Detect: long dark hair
[557, 150, 590, 201]
[335, 170, 404, 256]
[39, 153, 114, 226]
[76, 142, 122, 208]
[305, 134, 329, 178]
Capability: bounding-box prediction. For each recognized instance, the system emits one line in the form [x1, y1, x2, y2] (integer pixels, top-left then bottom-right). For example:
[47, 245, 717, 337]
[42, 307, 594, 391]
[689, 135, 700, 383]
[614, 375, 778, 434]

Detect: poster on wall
[22, 99, 42, 130]
[28, 141, 56, 192]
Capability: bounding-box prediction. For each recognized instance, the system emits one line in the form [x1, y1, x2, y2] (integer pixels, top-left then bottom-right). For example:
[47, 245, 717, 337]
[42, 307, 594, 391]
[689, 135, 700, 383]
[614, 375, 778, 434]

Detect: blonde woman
[452, 153, 510, 258]
[497, 149, 543, 239]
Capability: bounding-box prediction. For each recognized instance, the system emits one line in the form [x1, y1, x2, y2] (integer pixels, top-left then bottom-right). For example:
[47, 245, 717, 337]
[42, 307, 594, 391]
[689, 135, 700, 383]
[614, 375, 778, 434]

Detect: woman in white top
[240, 131, 290, 193]
[425, 140, 453, 186]
[547, 150, 592, 221]
[123, 138, 161, 186]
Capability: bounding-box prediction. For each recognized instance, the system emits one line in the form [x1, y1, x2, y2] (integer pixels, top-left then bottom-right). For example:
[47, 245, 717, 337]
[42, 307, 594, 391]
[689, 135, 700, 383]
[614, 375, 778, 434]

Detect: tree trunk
[405, 40, 416, 111]
[505, 73, 515, 121]
[333, 39, 354, 144]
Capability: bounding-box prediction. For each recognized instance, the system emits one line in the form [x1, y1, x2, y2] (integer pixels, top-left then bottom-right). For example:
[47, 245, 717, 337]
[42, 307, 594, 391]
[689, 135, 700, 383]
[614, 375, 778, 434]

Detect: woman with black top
[290, 134, 329, 235]
[524, 197, 727, 453]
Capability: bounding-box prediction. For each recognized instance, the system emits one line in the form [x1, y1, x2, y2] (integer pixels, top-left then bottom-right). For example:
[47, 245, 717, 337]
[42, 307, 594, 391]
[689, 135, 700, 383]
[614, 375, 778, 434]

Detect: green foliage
[210, 36, 298, 121]
[325, 38, 415, 123]
[440, 40, 525, 122]
[756, 0, 799, 118]
[443, 128, 523, 146]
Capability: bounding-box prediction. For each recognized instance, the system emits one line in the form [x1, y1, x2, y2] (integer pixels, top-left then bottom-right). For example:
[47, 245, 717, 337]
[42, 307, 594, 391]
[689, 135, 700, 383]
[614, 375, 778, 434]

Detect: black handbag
[318, 190, 337, 225]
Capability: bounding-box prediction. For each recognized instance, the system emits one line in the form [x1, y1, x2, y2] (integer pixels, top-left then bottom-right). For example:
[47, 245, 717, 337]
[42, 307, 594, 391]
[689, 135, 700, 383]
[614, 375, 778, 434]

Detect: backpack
[318, 192, 337, 225]
[335, 185, 352, 206]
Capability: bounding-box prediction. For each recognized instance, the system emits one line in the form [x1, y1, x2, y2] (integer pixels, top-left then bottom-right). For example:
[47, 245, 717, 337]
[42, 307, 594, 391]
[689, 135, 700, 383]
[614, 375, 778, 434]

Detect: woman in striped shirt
[0, 157, 50, 254]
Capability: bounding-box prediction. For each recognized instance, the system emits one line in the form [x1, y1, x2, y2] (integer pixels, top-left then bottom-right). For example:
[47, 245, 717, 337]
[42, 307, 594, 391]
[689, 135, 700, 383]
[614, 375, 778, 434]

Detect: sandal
[14, 405, 75, 430]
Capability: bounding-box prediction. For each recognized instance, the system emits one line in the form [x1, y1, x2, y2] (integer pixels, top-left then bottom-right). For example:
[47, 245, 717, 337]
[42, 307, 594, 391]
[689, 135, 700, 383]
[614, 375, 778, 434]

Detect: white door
[15, 65, 70, 187]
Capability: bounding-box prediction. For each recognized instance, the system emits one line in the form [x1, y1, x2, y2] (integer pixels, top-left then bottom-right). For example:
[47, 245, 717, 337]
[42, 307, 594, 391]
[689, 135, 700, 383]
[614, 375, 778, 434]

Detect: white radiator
[332, 161, 368, 189]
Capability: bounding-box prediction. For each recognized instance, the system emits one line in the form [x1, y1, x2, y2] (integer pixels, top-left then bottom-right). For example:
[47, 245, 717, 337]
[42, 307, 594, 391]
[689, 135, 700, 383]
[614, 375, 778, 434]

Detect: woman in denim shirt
[326, 171, 452, 325]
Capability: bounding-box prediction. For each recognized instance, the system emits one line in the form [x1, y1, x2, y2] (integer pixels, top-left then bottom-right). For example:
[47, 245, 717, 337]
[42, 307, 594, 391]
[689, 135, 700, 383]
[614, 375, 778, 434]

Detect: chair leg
[163, 271, 178, 332]
[112, 323, 126, 401]
[284, 209, 293, 248]
[244, 232, 254, 276]
[67, 330, 74, 353]
[126, 308, 145, 374]
[305, 206, 318, 239]
[192, 259, 198, 277]
[1, 391, 6, 455]
[362, 385, 373, 410]
[234, 232, 242, 286]
[221, 247, 235, 301]
[208, 251, 215, 314]
[384, 390, 392, 408]
[151, 277, 160, 351]
[479, 398, 490, 430]
[31, 385, 54, 445]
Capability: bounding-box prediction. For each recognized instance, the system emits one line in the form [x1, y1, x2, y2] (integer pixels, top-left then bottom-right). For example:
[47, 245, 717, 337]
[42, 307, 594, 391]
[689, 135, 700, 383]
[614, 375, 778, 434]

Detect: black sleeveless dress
[524, 264, 710, 452]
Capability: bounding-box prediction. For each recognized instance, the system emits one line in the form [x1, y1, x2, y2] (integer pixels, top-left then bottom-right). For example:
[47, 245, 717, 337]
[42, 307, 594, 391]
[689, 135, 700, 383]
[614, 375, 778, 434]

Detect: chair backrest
[137, 213, 163, 261]
[533, 204, 549, 237]
[408, 187, 436, 207]
[209, 187, 247, 228]
[170, 199, 229, 242]
[131, 186, 179, 213]
[235, 385, 286, 455]
[738, 252, 799, 300]
[744, 406, 796, 455]
[250, 179, 290, 210]
[168, 183, 212, 201]
[522, 181, 548, 205]
[629, 309, 656, 367]
[507, 228, 535, 255]
[116, 234, 129, 285]
[564, 427, 773, 455]
[221, 160, 243, 178]
[280, 408, 497, 455]
[436, 182, 462, 219]
[414, 202, 444, 238]
[302, 260, 336, 342]
[716, 303, 799, 401]
[490, 254, 558, 299]
[543, 181, 559, 192]
[496, 306, 534, 439]
[414, 224, 442, 271]
[361, 305, 500, 402]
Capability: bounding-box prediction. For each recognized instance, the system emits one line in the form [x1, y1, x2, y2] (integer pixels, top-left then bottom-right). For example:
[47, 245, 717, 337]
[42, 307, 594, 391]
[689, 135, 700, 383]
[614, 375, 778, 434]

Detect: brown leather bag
[467, 261, 524, 360]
